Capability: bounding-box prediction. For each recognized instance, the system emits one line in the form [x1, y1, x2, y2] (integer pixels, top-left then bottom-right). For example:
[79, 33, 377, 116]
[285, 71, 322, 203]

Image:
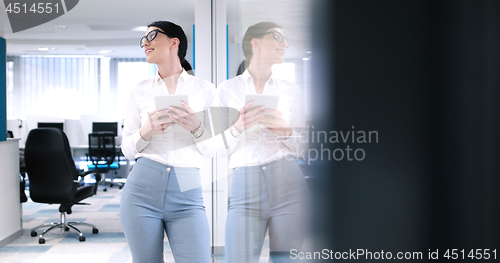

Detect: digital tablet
[245, 94, 279, 112]
[154, 95, 189, 121]
[154, 94, 189, 112]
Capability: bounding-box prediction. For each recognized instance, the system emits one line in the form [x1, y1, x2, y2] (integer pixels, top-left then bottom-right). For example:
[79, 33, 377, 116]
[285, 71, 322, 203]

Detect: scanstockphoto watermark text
[290, 249, 423, 260]
[279, 125, 379, 163]
[290, 248, 498, 260]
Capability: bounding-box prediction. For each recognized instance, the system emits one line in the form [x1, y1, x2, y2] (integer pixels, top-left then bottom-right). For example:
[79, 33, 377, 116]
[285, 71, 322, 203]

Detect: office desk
[71, 145, 131, 178]
[0, 139, 23, 248]
[70, 144, 122, 157]
[18, 144, 131, 178]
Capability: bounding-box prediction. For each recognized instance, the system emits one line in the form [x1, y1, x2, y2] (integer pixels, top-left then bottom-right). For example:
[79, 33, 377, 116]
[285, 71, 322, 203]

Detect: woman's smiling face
[142, 27, 178, 65]
[254, 27, 287, 64]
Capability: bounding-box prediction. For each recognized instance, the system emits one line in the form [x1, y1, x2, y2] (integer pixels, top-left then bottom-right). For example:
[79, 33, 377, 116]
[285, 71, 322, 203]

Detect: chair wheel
[38, 238, 45, 244]
[92, 228, 98, 234]
[30, 230, 37, 237]
[64, 226, 70, 231]
[103, 188, 107, 192]
[79, 236, 86, 242]
[109, 184, 113, 188]
[119, 185, 123, 189]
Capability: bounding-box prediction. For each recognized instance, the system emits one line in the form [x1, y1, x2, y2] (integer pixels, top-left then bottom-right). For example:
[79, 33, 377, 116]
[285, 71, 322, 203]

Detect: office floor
[0, 185, 273, 263]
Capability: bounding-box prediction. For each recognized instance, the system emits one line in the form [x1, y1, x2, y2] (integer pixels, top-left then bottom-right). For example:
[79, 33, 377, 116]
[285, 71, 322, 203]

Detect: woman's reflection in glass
[217, 22, 309, 262]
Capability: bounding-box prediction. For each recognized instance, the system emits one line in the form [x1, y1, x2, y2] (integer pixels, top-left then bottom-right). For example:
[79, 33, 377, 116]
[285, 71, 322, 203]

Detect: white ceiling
[0, 0, 311, 59]
[228, 0, 312, 59]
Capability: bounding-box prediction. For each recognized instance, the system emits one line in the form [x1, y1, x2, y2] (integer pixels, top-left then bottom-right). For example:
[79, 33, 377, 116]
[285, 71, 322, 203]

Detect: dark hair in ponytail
[181, 60, 194, 75]
[236, 61, 246, 76]
[148, 21, 194, 75]
[236, 22, 281, 76]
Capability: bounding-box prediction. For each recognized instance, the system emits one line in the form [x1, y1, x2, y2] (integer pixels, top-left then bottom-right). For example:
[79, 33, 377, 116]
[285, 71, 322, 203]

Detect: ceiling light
[21, 55, 106, 58]
[98, 50, 113, 54]
[38, 47, 49, 51]
[55, 25, 66, 29]
[132, 26, 148, 32]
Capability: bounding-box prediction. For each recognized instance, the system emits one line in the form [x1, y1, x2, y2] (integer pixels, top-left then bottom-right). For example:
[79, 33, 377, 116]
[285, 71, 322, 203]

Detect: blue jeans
[225, 158, 309, 263]
[120, 158, 211, 263]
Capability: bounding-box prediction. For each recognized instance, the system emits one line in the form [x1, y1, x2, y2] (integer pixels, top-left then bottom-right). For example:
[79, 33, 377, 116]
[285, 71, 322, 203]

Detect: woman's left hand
[259, 109, 293, 138]
[168, 101, 201, 132]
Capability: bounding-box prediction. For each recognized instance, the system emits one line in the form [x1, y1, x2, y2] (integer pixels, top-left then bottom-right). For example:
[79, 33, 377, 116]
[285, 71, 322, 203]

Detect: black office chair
[19, 147, 28, 203]
[25, 128, 100, 244]
[87, 132, 123, 191]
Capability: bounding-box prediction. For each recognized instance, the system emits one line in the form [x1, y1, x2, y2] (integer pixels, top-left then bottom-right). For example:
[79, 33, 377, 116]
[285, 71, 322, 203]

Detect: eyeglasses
[263, 30, 288, 47]
[140, 29, 169, 48]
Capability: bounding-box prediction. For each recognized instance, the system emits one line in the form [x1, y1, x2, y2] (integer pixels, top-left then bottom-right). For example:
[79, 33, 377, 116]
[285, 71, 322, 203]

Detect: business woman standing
[120, 21, 214, 263]
[218, 22, 309, 262]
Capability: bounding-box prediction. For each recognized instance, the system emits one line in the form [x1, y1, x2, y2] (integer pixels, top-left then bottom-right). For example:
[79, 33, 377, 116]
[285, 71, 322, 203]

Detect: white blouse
[121, 70, 216, 169]
[216, 70, 307, 169]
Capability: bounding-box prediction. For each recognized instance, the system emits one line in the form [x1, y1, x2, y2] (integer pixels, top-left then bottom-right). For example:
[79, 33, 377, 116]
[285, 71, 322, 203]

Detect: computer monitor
[92, 122, 118, 137]
[38, 122, 64, 130]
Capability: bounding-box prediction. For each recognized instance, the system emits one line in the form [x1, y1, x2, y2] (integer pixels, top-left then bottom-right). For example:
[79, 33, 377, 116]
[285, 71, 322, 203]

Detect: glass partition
[5, 0, 313, 261]
[212, 0, 313, 261]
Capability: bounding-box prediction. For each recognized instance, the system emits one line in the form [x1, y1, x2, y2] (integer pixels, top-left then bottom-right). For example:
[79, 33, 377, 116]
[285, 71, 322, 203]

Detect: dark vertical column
[481, 0, 500, 249]
[428, 0, 483, 249]
[428, 0, 500, 250]
[309, 0, 336, 251]
[330, 0, 432, 255]
[310, 0, 500, 259]
[0, 37, 6, 141]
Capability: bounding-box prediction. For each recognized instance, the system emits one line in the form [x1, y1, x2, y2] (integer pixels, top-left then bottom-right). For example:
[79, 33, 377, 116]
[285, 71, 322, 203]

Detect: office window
[6, 61, 14, 118]
[7, 56, 101, 119]
[113, 59, 157, 119]
[6, 56, 158, 120]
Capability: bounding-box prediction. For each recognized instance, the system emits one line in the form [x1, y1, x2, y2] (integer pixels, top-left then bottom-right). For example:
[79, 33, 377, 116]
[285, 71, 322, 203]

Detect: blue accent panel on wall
[226, 25, 229, 80]
[193, 24, 195, 70]
[0, 37, 6, 141]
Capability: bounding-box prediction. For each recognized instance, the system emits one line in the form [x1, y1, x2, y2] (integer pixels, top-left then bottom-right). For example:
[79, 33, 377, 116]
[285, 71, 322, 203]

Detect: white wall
[7, 116, 66, 147]
[7, 115, 123, 148]
[79, 115, 123, 146]
[0, 139, 22, 247]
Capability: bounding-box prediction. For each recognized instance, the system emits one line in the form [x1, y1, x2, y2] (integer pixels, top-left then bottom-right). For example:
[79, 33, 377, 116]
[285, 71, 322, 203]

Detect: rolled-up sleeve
[213, 82, 243, 158]
[121, 87, 150, 160]
[192, 81, 218, 158]
[281, 86, 308, 156]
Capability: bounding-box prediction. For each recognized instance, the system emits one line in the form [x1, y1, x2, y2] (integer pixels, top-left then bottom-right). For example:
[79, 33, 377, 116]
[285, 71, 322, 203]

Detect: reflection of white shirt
[121, 70, 216, 169]
[216, 70, 307, 169]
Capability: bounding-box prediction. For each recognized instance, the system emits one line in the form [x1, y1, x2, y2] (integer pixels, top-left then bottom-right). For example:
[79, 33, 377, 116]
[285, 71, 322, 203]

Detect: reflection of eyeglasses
[263, 30, 288, 47]
[140, 29, 169, 48]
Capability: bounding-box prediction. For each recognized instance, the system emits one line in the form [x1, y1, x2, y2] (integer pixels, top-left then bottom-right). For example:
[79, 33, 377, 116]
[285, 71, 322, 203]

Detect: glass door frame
[194, 0, 228, 257]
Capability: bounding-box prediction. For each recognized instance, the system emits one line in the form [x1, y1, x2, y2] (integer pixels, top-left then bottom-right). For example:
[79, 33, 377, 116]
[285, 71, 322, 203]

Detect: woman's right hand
[139, 110, 175, 141]
[233, 101, 266, 133]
